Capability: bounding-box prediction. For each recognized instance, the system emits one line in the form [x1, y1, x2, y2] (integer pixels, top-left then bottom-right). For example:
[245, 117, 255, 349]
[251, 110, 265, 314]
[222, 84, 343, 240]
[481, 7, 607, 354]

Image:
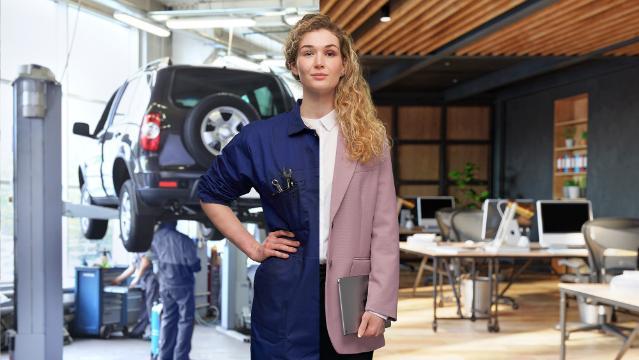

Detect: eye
[303, 50, 313, 56]
[326, 51, 336, 57]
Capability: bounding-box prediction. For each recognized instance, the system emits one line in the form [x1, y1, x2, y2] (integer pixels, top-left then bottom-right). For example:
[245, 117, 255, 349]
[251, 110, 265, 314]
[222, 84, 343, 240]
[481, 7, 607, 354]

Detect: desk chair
[566, 218, 639, 340]
[436, 207, 457, 241]
[410, 207, 456, 299]
[451, 208, 524, 309]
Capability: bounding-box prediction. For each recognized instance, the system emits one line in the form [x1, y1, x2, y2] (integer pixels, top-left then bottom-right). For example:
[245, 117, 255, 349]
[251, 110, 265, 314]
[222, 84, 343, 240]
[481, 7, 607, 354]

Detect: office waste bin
[461, 276, 491, 317]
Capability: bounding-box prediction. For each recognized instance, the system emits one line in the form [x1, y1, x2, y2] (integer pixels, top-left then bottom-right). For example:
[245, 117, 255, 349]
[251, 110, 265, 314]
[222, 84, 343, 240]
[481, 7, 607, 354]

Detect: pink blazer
[325, 131, 400, 354]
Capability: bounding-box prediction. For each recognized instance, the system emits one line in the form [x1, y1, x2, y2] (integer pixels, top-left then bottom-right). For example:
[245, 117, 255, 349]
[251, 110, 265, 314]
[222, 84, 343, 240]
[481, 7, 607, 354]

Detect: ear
[290, 62, 299, 77]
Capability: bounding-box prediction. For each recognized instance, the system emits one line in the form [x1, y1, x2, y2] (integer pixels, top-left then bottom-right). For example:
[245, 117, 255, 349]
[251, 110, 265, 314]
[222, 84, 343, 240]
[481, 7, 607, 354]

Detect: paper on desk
[610, 271, 639, 291]
[407, 233, 437, 247]
[433, 246, 459, 255]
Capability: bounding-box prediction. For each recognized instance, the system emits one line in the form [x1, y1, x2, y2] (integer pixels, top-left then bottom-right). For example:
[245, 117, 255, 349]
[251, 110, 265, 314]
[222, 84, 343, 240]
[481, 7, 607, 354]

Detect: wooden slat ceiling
[320, 0, 639, 57]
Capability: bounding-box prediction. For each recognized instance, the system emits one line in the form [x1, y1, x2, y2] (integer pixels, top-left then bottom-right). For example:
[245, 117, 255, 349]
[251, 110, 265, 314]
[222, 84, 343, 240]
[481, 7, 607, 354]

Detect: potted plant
[563, 179, 580, 199]
[576, 176, 587, 198]
[448, 162, 490, 208]
[564, 127, 576, 148]
[580, 130, 588, 146]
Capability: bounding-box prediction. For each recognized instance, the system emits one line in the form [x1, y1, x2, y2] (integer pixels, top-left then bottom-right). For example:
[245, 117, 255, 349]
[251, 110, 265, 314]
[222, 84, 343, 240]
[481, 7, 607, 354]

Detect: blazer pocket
[349, 258, 371, 276]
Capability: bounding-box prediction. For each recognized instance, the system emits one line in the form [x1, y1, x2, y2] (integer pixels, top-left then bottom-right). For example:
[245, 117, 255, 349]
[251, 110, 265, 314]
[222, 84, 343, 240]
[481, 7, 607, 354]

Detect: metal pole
[13, 64, 62, 360]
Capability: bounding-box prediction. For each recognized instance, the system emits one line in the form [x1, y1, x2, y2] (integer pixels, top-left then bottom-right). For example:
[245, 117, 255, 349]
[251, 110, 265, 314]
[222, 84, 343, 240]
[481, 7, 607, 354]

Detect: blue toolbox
[72, 266, 142, 338]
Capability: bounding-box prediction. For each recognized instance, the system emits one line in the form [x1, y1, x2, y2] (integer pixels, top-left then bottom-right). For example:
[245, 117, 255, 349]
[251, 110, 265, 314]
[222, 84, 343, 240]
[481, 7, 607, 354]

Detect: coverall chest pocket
[269, 175, 306, 232]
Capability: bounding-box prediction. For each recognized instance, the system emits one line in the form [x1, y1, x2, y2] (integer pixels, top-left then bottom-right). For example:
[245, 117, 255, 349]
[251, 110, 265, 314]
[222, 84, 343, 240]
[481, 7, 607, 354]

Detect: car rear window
[171, 68, 291, 119]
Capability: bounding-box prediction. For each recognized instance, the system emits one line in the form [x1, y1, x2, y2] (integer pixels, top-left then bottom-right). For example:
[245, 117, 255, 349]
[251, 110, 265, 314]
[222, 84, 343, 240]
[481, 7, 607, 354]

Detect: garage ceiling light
[166, 17, 256, 29]
[114, 12, 171, 37]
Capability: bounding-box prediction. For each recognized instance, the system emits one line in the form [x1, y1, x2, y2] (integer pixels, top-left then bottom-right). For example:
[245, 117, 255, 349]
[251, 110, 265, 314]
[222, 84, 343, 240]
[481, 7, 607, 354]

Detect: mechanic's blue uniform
[198, 99, 320, 359]
[152, 222, 202, 360]
[129, 251, 159, 338]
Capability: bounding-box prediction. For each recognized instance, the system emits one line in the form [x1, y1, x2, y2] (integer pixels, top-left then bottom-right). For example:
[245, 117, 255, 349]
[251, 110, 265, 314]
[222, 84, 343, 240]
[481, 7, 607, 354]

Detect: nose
[313, 53, 325, 68]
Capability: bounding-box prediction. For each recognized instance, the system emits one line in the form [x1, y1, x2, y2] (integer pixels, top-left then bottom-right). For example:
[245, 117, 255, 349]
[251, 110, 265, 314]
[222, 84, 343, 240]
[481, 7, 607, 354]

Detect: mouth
[311, 74, 328, 80]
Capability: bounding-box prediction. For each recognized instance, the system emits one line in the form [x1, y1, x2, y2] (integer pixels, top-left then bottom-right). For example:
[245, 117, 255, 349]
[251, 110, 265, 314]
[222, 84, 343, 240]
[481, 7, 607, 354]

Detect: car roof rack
[144, 57, 172, 71]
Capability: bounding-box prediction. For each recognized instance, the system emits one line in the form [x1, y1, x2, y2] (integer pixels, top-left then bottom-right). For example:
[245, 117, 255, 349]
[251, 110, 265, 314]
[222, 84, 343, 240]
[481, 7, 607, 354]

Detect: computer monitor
[417, 196, 455, 230]
[537, 200, 593, 248]
[481, 199, 534, 241]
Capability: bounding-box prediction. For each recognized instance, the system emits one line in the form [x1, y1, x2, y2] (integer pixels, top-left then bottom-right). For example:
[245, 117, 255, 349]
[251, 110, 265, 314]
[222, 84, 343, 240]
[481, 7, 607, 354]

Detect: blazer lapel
[330, 130, 356, 224]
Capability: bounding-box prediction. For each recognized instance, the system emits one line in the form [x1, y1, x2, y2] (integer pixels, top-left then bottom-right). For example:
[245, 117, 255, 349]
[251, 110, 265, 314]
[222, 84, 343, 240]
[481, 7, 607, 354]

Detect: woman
[199, 14, 399, 359]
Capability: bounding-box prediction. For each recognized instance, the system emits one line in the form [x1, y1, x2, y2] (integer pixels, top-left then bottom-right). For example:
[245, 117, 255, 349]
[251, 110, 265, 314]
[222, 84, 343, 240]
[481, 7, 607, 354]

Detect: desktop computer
[537, 200, 592, 248]
[417, 196, 455, 232]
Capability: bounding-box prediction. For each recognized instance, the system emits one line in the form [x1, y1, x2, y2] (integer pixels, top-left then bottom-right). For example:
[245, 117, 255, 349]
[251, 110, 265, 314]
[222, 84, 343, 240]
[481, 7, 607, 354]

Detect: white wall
[171, 30, 220, 65]
[0, 0, 140, 286]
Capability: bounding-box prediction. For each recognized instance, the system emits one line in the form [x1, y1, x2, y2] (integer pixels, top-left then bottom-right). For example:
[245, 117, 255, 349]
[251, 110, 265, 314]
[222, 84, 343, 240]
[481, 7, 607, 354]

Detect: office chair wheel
[512, 303, 519, 310]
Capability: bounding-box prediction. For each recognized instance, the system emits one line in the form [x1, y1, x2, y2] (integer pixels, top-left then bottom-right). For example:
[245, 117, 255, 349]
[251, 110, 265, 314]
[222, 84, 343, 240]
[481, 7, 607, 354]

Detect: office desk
[559, 283, 639, 360]
[399, 242, 588, 333]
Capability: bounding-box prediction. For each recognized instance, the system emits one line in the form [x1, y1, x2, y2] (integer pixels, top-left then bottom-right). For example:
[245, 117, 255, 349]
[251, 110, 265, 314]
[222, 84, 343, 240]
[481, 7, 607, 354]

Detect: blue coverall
[129, 251, 159, 338]
[152, 222, 202, 360]
[198, 99, 320, 359]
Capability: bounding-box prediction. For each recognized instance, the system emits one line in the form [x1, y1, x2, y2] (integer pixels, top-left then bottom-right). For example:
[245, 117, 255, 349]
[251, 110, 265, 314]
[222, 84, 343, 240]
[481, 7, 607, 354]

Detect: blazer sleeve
[198, 128, 255, 206]
[365, 148, 400, 321]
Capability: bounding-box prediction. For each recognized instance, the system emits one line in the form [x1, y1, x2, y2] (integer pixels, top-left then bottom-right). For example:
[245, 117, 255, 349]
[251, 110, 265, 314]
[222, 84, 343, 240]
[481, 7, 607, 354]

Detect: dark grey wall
[496, 60, 639, 218]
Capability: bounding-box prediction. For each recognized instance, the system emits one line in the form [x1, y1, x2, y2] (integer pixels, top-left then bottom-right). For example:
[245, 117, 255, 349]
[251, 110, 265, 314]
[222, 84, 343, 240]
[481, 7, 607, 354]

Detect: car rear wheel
[80, 183, 109, 239]
[119, 180, 155, 252]
[183, 93, 260, 168]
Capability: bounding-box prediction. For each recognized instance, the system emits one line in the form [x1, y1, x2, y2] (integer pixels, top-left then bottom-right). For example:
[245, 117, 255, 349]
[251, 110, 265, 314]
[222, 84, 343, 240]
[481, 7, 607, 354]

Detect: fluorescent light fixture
[150, 14, 171, 22]
[249, 54, 267, 60]
[284, 14, 303, 26]
[166, 17, 256, 29]
[114, 12, 171, 37]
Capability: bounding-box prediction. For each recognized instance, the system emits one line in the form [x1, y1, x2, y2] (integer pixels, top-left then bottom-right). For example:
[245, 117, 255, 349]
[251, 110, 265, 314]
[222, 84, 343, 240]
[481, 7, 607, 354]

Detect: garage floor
[63, 324, 250, 360]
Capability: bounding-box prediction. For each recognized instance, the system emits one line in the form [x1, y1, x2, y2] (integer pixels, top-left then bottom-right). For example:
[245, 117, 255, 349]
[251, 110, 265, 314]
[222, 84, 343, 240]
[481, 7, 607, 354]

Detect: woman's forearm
[200, 201, 260, 260]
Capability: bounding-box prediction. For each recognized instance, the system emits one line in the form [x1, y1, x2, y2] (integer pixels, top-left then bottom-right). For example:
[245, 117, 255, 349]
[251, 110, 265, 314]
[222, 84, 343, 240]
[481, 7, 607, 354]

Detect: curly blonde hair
[284, 13, 390, 163]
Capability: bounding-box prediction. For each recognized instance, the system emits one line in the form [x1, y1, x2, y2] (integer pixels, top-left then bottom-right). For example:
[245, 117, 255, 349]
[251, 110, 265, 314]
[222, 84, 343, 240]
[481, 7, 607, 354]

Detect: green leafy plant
[580, 130, 588, 141]
[448, 162, 489, 209]
[563, 179, 578, 187]
[563, 126, 576, 139]
[576, 176, 587, 189]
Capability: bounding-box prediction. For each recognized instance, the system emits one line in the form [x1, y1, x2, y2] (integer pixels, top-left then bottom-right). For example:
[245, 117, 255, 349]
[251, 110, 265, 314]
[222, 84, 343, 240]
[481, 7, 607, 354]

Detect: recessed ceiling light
[452, 78, 459, 84]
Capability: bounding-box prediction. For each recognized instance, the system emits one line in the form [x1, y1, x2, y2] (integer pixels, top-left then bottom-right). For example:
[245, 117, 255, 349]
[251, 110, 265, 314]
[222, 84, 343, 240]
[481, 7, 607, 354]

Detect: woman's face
[291, 29, 345, 96]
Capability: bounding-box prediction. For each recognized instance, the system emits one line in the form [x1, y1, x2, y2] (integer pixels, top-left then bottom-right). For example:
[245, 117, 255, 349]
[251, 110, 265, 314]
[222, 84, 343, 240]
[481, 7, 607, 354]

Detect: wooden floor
[376, 269, 639, 360]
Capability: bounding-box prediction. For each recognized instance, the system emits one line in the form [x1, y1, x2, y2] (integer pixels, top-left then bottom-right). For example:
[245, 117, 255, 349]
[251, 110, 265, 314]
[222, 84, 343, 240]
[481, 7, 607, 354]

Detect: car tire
[119, 180, 155, 252]
[198, 221, 224, 241]
[183, 93, 260, 168]
[80, 183, 109, 239]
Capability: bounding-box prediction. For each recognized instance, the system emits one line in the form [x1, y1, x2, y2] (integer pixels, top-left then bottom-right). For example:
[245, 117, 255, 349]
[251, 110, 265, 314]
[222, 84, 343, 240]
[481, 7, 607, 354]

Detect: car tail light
[140, 113, 162, 152]
[158, 181, 178, 188]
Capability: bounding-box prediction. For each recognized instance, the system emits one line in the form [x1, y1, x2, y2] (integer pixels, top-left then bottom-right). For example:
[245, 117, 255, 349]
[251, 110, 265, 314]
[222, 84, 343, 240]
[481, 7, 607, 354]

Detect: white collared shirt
[301, 109, 338, 264]
[302, 109, 387, 322]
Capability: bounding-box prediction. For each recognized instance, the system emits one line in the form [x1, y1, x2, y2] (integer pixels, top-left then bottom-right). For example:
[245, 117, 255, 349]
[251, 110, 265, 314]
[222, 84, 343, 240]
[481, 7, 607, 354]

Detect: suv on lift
[73, 59, 295, 251]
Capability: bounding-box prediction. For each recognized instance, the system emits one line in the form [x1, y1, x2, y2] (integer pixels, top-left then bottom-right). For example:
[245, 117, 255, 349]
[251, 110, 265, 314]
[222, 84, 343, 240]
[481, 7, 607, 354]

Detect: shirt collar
[287, 99, 307, 136]
[288, 99, 338, 135]
[313, 110, 337, 132]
